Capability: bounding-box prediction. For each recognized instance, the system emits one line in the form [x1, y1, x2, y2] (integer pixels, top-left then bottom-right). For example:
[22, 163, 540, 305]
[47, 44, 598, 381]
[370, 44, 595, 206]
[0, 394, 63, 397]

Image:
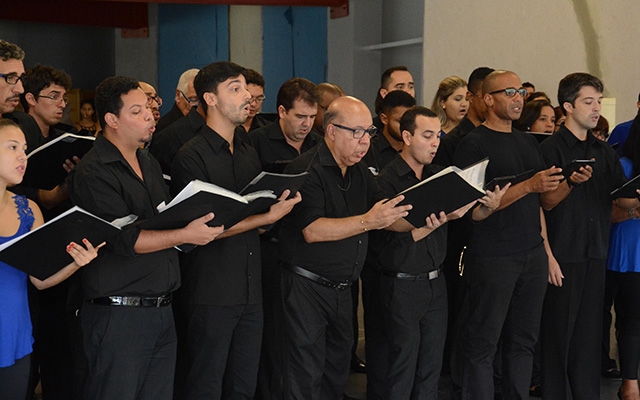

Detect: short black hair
[525, 91, 551, 104]
[20, 64, 72, 111]
[95, 76, 140, 128]
[400, 106, 438, 136]
[194, 61, 247, 109]
[467, 67, 495, 94]
[557, 72, 604, 115]
[523, 82, 535, 90]
[277, 77, 318, 111]
[375, 66, 410, 114]
[243, 69, 265, 88]
[380, 90, 416, 115]
[0, 40, 24, 62]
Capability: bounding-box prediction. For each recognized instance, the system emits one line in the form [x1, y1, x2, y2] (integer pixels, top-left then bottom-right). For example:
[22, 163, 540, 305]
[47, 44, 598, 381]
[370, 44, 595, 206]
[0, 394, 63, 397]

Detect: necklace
[337, 171, 352, 192]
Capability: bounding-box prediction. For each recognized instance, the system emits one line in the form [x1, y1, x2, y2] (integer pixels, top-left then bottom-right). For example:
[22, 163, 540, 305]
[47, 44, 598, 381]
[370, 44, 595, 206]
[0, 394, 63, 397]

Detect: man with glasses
[248, 77, 322, 400]
[278, 95, 411, 400]
[453, 70, 563, 400]
[240, 69, 272, 134]
[139, 81, 162, 123]
[156, 68, 199, 133]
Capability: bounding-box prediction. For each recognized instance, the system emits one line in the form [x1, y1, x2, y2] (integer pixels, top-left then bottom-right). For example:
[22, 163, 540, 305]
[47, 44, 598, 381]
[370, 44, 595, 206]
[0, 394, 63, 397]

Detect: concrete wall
[422, 0, 640, 124]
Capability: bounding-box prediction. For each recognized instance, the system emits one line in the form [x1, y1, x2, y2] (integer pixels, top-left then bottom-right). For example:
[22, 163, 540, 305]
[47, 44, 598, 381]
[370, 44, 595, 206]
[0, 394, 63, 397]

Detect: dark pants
[541, 259, 605, 400]
[361, 263, 387, 400]
[382, 273, 448, 400]
[611, 271, 640, 380]
[0, 354, 30, 400]
[462, 245, 548, 400]
[601, 269, 619, 373]
[281, 268, 353, 400]
[256, 238, 285, 400]
[185, 303, 263, 400]
[82, 302, 177, 400]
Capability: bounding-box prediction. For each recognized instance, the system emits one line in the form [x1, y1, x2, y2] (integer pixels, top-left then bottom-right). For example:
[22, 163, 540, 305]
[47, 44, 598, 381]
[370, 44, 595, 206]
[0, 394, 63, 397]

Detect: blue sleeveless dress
[0, 195, 35, 368]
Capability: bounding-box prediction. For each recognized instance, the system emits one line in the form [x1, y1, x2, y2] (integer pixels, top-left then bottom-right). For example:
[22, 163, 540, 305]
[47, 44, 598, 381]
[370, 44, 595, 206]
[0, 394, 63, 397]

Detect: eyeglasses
[146, 94, 162, 107]
[180, 91, 199, 107]
[0, 73, 22, 85]
[488, 87, 528, 98]
[332, 123, 377, 139]
[248, 95, 265, 104]
[37, 92, 69, 105]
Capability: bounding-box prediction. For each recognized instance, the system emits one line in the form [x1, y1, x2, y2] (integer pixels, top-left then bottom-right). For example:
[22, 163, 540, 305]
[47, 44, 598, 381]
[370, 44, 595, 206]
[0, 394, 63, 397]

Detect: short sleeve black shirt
[376, 155, 447, 273]
[170, 126, 263, 306]
[278, 142, 378, 281]
[540, 126, 626, 262]
[433, 116, 476, 167]
[454, 125, 546, 257]
[68, 134, 179, 299]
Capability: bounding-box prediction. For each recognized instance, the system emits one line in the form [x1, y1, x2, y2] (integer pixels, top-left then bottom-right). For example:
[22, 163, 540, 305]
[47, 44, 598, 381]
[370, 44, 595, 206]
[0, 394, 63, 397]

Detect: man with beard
[373, 66, 416, 132]
[170, 61, 301, 399]
[69, 76, 222, 399]
[139, 81, 162, 124]
[454, 70, 563, 400]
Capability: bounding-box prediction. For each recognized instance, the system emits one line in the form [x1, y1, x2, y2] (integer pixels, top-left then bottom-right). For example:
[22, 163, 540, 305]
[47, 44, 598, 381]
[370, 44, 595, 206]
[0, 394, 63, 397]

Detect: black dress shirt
[433, 116, 476, 167]
[540, 126, 626, 262]
[454, 125, 546, 257]
[170, 125, 263, 306]
[68, 134, 179, 299]
[249, 120, 322, 173]
[362, 131, 400, 176]
[279, 142, 379, 282]
[376, 155, 447, 274]
[156, 103, 186, 134]
[149, 107, 206, 176]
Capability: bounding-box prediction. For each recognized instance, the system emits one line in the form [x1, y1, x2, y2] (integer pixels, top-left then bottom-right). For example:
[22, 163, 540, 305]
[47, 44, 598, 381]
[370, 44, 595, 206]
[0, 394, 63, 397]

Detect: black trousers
[382, 273, 448, 400]
[601, 269, 619, 372]
[461, 245, 548, 400]
[361, 263, 387, 400]
[0, 354, 30, 400]
[541, 259, 605, 400]
[610, 271, 640, 380]
[82, 302, 177, 400]
[185, 303, 263, 400]
[281, 268, 353, 400]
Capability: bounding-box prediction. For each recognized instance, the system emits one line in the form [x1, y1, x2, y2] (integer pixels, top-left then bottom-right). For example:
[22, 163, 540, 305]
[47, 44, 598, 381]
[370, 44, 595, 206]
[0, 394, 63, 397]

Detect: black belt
[90, 293, 172, 308]
[383, 268, 442, 281]
[282, 263, 352, 291]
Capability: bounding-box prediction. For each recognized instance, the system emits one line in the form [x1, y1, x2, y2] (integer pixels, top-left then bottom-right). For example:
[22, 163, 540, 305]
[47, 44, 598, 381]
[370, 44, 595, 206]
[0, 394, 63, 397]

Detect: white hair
[177, 68, 199, 92]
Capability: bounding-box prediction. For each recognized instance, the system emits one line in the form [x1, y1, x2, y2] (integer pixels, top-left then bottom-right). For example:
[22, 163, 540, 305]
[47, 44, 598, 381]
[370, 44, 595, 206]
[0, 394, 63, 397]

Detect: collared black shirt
[170, 125, 263, 306]
[249, 119, 322, 173]
[156, 103, 186, 134]
[540, 126, 626, 262]
[68, 134, 179, 299]
[376, 155, 447, 274]
[454, 125, 546, 257]
[149, 107, 206, 176]
[433, 116, 476, 167]
[279, 142, 379, 281]
[362, 131, 400, 176]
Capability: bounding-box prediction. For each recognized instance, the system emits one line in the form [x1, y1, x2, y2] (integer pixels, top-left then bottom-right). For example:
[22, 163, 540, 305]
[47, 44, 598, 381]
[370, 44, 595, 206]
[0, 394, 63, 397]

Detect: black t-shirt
[454, 125, 546, 257]
[540, 126, 626, 262]
[279, 142, 379, 281]
[155, 103, 185, 134]
[433, 116, 476, 167]
[68, 134, 179, 299]
[249, 120, 321, 173]
[170, 125, 263, 306]
[376, 155, 447, 273]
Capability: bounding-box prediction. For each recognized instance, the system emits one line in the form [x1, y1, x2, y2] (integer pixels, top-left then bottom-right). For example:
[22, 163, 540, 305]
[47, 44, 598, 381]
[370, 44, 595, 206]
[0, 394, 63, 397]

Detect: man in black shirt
[539, 73, 639, 400]
[249, 77, 321, 400]
[311, 82, 344, 136]
[240, 69, 272, 134]
[454, 70, 563, 400]
[278, 95, 411, 399]
[69, 76, 222, 400]
[170, 61, 301, 400]
[377, 106, 480, 399]
[373, 66, 416, 132]
[156, 68, 199, 133]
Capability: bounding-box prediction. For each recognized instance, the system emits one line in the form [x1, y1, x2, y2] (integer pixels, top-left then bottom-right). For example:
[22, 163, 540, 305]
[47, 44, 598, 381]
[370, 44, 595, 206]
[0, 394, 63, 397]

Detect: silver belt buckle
[428, 269, 439, 280]
[156, 297, 162, 307]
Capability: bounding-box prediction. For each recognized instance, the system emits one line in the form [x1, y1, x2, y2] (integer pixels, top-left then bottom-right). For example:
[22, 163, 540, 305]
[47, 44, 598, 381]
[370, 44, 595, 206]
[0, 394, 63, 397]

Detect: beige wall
[422, 0, 640, 123]
[229, 5, 263, 73]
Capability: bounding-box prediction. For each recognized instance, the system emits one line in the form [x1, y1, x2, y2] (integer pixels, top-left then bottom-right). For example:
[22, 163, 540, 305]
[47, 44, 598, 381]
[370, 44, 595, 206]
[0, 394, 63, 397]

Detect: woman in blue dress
[608, 113, 640, 400]
[0, 119, 102, 400]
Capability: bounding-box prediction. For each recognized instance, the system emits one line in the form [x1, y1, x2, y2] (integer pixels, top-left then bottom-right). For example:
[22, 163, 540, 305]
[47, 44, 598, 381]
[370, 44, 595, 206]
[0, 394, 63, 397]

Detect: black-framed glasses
[333, 123, 377, 139]
[146, 94, 163, 107]
[0, 73, 22, 85]
[37, 92, 69, 105]
[248, 95, 265, 104]
[180, 90, 199, 107]
[489, 87, 528, 98]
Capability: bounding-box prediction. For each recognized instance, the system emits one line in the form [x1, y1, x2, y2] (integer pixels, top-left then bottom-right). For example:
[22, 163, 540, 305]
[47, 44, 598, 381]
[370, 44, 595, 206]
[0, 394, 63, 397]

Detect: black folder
[0, 206, 120, 280]
[611, 174, 640, 199]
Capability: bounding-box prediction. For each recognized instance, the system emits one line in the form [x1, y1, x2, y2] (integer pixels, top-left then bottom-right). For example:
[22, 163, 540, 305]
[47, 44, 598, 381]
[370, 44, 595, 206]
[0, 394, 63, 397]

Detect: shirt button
[248, 274, 252, 278]
[249, 252, 253, 256]
[355, 262, 359, 266]
[358, 240, 362, 245]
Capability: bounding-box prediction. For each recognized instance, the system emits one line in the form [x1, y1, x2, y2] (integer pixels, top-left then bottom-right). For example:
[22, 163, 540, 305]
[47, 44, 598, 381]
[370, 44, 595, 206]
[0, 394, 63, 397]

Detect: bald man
[312, 82, 344, 135]
[278, 96, 411, 399]
[453, 71, 562, 400]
